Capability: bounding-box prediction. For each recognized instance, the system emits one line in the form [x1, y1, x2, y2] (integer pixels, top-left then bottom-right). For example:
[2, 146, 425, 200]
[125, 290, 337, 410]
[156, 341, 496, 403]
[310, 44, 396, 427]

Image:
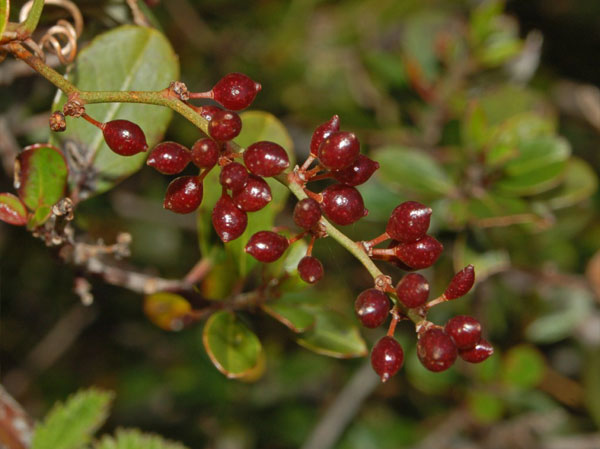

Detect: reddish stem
[303, 188, 323, 203]
[362, 232, 390, 254]
[308, 173, 333, 182]
[300, 154, 316, 172]
[288, 230, 308, 245]
[82, 113, 103, 129]
[306, 234, 317, 256]
[371, 247, 396, 258]
[188, 90, 214, 100]
[387, 308, 400, 337]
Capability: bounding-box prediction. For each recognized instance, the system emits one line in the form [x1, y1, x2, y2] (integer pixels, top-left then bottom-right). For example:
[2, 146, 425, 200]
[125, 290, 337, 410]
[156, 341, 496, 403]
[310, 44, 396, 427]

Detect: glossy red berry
[417, 328, 457, 372]
[147, 141, 191, 174]
[395, 273, 429, 308]
[243, 141, 290, 177]
[444, 265, 475, 300]
[232, 175, 271, 211]
[297, 256, 324, 284]
[317, 131, 360, 171]
[332, 154, 379, 186]
[445, 315, 482, 350]
[354, 289, 390, 328]
[219, 162, 248, 191]
[459, 338, 494, 363]
[393, 235, 443, 269]
[371, 336, 404, 382]
[293, 198, 322, 229]
[212, 194, 248, 242]
[245, 231, 289, 263]
[321, 184, 368, 226]
[208, 110, 242, 142]
[199, 105, 222, 122]
[191, 138, 220, 168]
[310, 115, 340, 155]
[386, 201, 432, 244]
[163, 176, 203, 214]
[102, 119, 148, 156]
[212, 73, 261, 111]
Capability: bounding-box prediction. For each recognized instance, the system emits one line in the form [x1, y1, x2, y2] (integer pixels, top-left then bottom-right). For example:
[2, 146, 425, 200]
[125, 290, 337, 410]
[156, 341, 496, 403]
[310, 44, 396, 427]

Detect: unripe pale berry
[297, 256, 324, 284]
[444, 265, 475, 300]
[386, 201, 432, 243]
[354, 289, 389, 328]
[445, 315, 482, 350]
[395, 273, 429, 308]
[243, 141, 290, 177]
[212, 73, 261, 110]
[147, 141, 191, 174]
[371, 336, 404, 382]
[102, 120, 148, 156]
[163, 176, 203, 214]
[245, 231, 289, 263]
[212, 194, 247, 242]
[321, 184, 368, 226]
[317, 131, 360, 171]
[417, 328, 457, 372]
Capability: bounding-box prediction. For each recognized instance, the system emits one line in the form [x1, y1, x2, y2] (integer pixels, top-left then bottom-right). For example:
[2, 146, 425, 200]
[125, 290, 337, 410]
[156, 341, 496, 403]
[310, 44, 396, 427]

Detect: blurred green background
[1, 0, 600, 448]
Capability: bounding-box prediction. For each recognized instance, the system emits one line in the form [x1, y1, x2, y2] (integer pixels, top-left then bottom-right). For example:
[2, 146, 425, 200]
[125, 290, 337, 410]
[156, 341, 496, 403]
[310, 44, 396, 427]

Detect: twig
[126, 0, 150, 27]
[0, 385, 34, 449]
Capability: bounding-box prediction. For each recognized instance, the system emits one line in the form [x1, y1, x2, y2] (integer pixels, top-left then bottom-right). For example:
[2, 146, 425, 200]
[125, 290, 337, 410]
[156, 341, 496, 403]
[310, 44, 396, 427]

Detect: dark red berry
[395, 273, 429, 308]
[445, 315, 482, 350]
[199, 105, 222, 122]
[219, 162, 248, 191]
[310, 115, 340, 155]
[212, 194, 247, 242]
[321, 184, 368, 226]
[208, 110, 242, 142]
[371, 336, 404, 382]
[386, 201, 432, 244]
[297, 256, 324, 284]
[332, 154, 379, 186]
[147, 141, 191, 174]
[317, 131, 360, 171]
[444, 265, 475, 300]
[243, 141, 290, 177]
[354, 289, 390, 328]
[163, 176, 203, 214]
[459, 338, 493, 363]
[245, 231, 289, 263]
[102, 119, 148, 156]
[393, 235, 443, 269]
[212, 73, 261, 111]
[293, 198, 322, 229]
[417, 328, 458, 372]
[232, 175, 271, 211]
[191, 138, 220, 168]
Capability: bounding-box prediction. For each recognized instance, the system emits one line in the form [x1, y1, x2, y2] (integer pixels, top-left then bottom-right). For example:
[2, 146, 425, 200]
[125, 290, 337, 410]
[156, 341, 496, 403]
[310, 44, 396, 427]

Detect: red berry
[293, 198, 322, 230]
[354, 289, 390, 328]
[244, 231, 289, 263]
[199, 105, 222, 122]
[208, 110, 242, 142]
[395, 273, 429, 308]
[232, 175, 271, 211]
[332, 154, 379, 186]
[212, 194, 248, 242]
[310, 115, 340, 155]
[147, 141, 191, 174]
[393, 235, 443, 269]
[371, 336, 404, 382]
[102, 119, 148, 156]
[212, 73, 261, 111]
[243, 141, 290, 177]
[297, 256, 324, 284]
[417, 328, 457, 372]
[459, 338, 493, 363]
[386, 201, 432, 243]
[321, 184, 368, 226]
[317, 131, 360, 171]
[163, 176, 203, 214]
[444, 265, 475, 300]
[219, 162, 248, 191]
[445, 315, 482, 350]
[191, 138, 220, 168]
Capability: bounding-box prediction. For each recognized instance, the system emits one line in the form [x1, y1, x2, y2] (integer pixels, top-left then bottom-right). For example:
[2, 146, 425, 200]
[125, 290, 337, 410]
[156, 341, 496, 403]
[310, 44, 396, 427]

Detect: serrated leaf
[544, 157, 598, 209]
[144, 292, 191, 331]
[297, 310, 367, 358]
[202, 311, 263, 378]
[0, 0, 8, 38]
[16, 144, 68, 227]
[374, 146, 455, 197]
[501, 344, 546, 389]
[50, 25, 179, 196]
[32, 388, 113, 449]
[0, 192, 28, 225]
[94, 428, 188, 449]
[262, 291, 316, 333]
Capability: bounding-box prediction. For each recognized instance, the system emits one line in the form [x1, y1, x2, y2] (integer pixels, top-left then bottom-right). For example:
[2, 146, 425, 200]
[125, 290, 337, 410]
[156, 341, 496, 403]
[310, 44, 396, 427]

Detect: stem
[21, 0, 45, 35]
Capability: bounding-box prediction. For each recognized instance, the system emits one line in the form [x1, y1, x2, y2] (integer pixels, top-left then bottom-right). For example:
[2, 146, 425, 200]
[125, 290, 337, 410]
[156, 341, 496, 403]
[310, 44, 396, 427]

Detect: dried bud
[49, 111, 67, 132]
[63, 95, 85, 117]
[169, 81, 190, 101]
[444, 265, 475, 300]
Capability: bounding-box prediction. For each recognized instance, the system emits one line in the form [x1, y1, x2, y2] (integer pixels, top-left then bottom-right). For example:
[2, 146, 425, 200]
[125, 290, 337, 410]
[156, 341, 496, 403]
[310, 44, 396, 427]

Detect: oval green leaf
[144, 292, 192, 332]
[0, 193, 28, 226]
[202, 311, 263, 378]
[262, 291, 315, 333]
[16, 144, 68, 227]
[545, 157, 598, 210]
[0, 0, 8, 38]
[501, 344, 546, 389]
[51, 25, 179, 196]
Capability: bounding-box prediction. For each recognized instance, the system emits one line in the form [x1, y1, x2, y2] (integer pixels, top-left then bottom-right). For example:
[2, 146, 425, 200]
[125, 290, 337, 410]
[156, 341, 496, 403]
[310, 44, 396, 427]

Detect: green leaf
[143, 292, 192, 332]
[94, 428, 188, 449]
[16, 144, 68, 227]
[501, 344, 546, 389]
[374, 146, 455, 197]
[469, 0, 504, 46]
[0, 0, 8, 38]
[585, 349, 600, 428]
[402, 12, 447, 82]
[479, 85, 544, 126]
[467, 391, 504, 423]
[32, 388, 113, 449]
[297, 310, 367, 358]
[202, 311, 263, 378]
[544, 157, 598, 209]
[51, 25, 179, 196]
[461, 101, 489, 150]
[0, 192, 28, 225]
[455, 240, 510, 283]
[262, 291, 316, 333]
